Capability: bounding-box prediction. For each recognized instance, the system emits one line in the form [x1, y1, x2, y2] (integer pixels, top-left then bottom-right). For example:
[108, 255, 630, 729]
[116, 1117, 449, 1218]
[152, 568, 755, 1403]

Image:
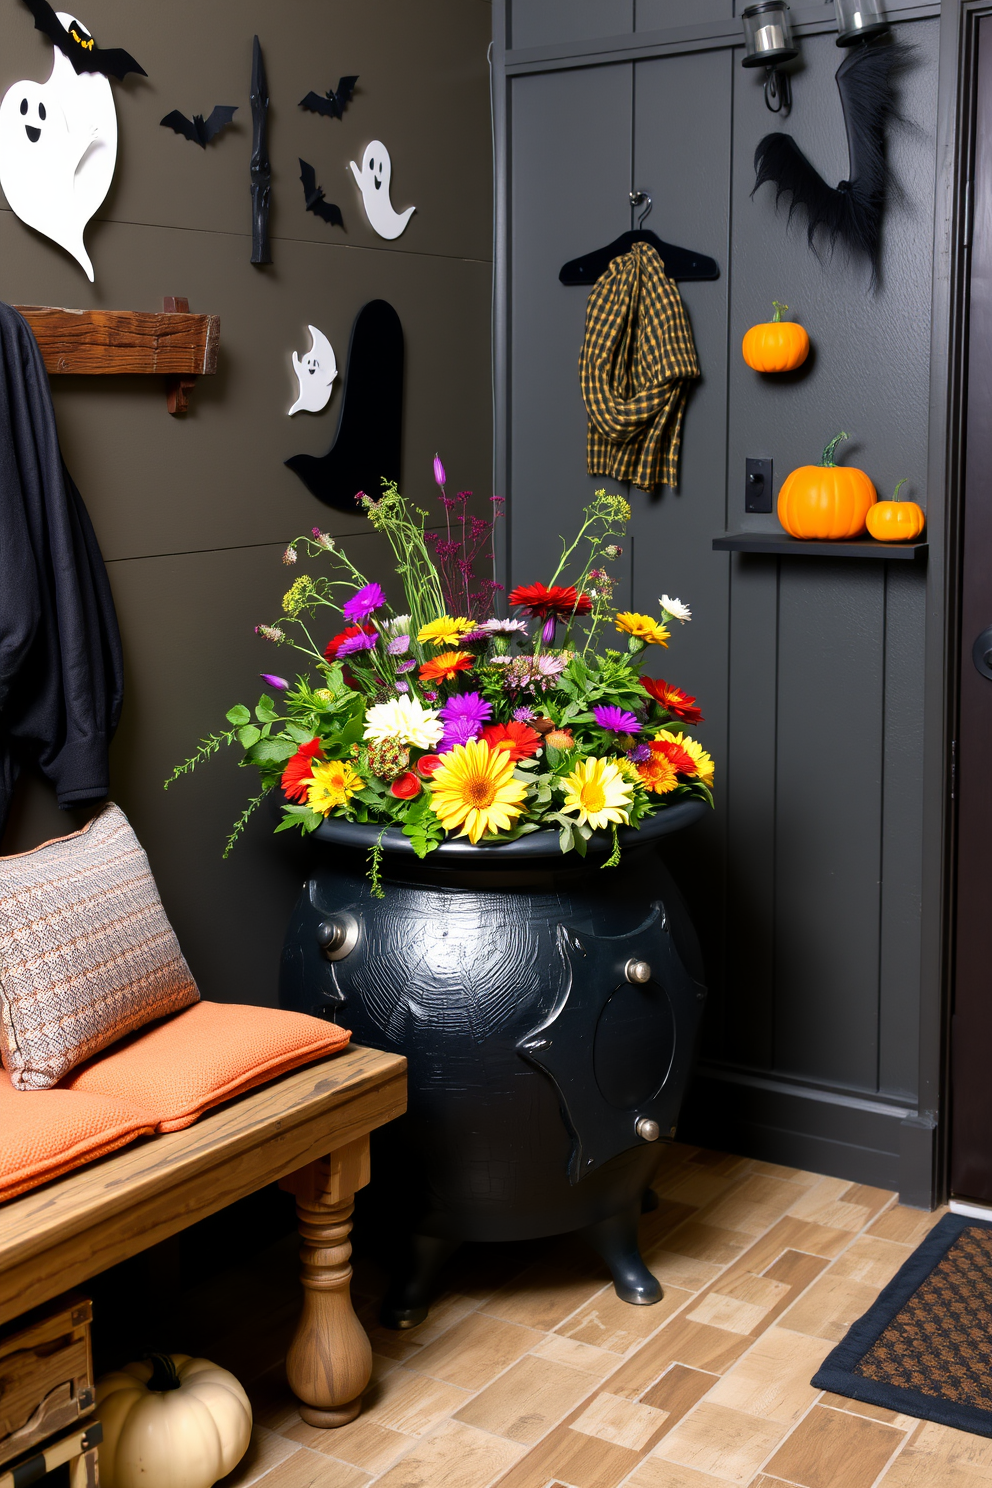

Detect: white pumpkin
[96, 1353, 252, 1488]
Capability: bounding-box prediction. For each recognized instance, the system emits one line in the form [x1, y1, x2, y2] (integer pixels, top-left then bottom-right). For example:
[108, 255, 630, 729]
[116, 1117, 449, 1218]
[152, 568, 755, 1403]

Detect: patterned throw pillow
[0, 804, 199, 1090]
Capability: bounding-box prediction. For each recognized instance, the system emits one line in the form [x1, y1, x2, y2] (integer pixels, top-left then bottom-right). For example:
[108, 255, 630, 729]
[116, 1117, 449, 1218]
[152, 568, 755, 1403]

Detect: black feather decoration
[753, 40, 910, 274]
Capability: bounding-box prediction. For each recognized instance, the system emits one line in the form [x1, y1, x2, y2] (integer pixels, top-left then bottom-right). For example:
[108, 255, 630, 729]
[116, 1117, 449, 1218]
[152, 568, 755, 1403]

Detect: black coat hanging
[559, 192, 719, 286]
[752, 38, 910, 273]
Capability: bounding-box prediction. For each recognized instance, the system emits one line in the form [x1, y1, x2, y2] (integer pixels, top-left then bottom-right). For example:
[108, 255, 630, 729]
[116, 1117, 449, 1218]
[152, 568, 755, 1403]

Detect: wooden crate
[0, 1420, 100, 1488]
[0, 1299, 93, 1470]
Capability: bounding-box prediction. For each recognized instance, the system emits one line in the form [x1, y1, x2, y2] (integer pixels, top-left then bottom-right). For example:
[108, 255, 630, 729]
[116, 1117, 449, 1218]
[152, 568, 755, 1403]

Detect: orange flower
[651, 736, 697, 776]
[480, 720, 542, 762]
[637, 751, 678, 795]
[281, 738, 322, 802]
[419, 650, 474, 684]
[641, 677, 704, 725]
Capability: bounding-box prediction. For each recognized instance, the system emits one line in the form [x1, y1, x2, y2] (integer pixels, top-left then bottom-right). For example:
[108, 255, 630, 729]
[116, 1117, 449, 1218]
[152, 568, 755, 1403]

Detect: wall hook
[629, 190, 653, 230]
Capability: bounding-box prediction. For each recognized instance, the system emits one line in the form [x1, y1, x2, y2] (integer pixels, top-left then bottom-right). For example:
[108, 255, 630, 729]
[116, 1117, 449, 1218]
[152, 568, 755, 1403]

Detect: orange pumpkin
[865, 480, 925, 542]
[742, 301, 810, 373]
[777, 433, 877, 540]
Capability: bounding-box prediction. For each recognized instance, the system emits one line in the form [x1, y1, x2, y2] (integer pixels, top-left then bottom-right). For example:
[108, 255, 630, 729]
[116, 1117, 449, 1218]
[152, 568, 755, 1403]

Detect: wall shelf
[13, 299, 220, 415]
[713, 532, 928, 561]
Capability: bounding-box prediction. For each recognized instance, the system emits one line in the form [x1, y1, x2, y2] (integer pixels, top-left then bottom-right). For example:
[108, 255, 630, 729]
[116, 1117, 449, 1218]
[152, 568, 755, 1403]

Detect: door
[951, 14, 992, 1203]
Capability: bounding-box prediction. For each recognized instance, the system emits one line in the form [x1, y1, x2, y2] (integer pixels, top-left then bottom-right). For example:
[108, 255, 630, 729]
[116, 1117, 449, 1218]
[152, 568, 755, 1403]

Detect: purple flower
[438, 717, 482, 752]
[481, 617, 528, 636]
[387, 634, 411, 655]
[433, 453, 446, 487]
[395, 680, 410, 693]
[260, 673, 289, 690]
[343, 582, 386, 622]
[395, 658, 416, 673]
[424, 690, 439, 702]
[513, 705, 535, 722]
[628, 743, 651, 763]
[336, 631, 379, 657]
[594, 705, 641, 735]
[440, 692, 492, 733]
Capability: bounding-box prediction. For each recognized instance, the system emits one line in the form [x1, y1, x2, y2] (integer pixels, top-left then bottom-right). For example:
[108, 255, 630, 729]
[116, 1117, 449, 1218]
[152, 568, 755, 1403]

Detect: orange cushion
[0, 1078, 155, 1203]
[60, 1001, 351, 1131]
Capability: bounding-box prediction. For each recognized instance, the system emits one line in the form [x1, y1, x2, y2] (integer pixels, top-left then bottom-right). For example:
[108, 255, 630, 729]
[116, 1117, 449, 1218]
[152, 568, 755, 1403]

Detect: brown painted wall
[0, 0, 494, 1005]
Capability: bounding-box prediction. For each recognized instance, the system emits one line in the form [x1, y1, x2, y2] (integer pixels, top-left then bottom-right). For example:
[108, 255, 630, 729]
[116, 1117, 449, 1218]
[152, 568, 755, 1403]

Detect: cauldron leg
[380, 1233, 461, 1330]
[580, 1200, 662, 1305]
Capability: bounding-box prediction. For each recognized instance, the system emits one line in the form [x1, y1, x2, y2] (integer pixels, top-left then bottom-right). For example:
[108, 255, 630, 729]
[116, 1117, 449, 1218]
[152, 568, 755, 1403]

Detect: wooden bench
[0, 1045, 407, 1428]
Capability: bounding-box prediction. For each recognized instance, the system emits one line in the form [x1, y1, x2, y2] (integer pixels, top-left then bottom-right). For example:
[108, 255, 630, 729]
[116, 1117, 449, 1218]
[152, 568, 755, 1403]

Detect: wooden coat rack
[13, 298, 220, 415]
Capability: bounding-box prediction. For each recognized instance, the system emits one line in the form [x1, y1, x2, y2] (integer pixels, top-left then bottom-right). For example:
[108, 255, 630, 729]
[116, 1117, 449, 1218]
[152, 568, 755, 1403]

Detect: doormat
[812, 1213, 992, 1437]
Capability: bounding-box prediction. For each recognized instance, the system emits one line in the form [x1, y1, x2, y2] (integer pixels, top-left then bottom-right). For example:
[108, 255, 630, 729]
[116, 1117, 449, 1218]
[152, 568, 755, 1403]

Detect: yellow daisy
[615, 612, 670, 647]
[656, 730, 715, 787]
[429, 739, 528, 844]
[417, 615, 475, 648]
[561, 757, 633, 831]
[307, 759, 365, 814]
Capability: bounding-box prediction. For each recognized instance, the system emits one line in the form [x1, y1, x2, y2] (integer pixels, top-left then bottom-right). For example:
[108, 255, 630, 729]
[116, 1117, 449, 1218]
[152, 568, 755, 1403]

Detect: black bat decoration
[300, 75, 358, 120]
[299, 159, 343, 226]
[161, 106, 237, 148]
[21, 0, 145, 79]
[753, 40, 909, 275]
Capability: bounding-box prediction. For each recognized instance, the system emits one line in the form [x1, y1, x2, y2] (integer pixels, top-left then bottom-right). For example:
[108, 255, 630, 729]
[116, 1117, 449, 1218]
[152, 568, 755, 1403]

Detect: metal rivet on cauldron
[636, 1117, 660, 1142]
[317, 913, 360, 961]
[625, 958, 652, 984]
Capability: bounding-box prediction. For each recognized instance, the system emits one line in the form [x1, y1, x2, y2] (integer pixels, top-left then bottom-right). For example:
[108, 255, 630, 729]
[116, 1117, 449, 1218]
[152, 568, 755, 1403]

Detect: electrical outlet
[746, 457, 773, 513]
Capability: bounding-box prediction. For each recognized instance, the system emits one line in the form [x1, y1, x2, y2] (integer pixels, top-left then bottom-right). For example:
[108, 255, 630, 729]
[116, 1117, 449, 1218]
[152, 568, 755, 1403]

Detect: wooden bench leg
[279, 1135, 372, 1427]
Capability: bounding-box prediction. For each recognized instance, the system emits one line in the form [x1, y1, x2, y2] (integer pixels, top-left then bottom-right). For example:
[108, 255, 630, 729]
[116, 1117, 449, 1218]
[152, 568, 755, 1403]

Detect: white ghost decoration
[288, 325, 337, 416]
[348, 140, 415, 240]
[0, 12, 117, 281]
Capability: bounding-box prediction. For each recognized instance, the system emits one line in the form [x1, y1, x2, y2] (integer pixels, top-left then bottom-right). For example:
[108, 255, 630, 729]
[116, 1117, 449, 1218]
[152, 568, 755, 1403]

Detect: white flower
[364, 696, 443, 750]
[383, 614, 411, 637]
[660, 594, 691, 623]
[479, 617, 529, 635]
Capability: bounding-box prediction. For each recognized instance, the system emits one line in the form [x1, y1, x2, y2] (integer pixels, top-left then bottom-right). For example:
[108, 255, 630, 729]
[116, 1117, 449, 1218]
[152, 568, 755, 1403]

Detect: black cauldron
[279, 801, 708, 1326]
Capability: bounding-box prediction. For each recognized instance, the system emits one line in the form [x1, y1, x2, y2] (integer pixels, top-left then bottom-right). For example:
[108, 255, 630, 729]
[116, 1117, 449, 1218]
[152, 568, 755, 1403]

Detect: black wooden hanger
[559, 191, 720, 286]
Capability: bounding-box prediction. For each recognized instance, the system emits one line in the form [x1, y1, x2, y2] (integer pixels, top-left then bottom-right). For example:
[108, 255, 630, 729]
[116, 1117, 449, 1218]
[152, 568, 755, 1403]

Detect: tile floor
[212, 1143, 992, 1488]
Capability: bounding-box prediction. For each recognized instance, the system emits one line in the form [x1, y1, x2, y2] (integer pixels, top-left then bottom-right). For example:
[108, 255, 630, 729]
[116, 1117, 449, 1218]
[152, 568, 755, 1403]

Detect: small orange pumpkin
[777, 433, 877, 540]
[865, 480, 925, 542]
[742, 301, 810, 373]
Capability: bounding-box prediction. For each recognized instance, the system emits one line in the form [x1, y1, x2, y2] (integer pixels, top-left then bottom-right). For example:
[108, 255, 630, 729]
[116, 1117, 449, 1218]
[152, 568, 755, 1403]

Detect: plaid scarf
[579, 242, 699, 492]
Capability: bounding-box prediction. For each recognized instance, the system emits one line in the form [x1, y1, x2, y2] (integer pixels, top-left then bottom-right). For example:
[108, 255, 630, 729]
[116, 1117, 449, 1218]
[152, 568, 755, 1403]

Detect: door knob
[973, 626, 992, 681]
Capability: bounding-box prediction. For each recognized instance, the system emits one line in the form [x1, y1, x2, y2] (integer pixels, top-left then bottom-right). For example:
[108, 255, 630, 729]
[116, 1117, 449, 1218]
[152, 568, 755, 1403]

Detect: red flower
[281, 737, 323, 802]
[324, 624, 376, 661]
[416, 754, 444, 778]
[641, 677, 704, 725]
[390, 771, 422, 799]
[419, 650, 474, 684]
[507, 582, 592, 619]
[650, 738, 697, 776]
[480, 720, 542, 762]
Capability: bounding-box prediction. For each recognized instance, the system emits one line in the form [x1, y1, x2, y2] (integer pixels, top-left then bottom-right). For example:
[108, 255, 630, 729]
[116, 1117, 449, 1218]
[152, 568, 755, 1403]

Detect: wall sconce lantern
[741, 2, 798, 115]
[834, 0, 889, 46]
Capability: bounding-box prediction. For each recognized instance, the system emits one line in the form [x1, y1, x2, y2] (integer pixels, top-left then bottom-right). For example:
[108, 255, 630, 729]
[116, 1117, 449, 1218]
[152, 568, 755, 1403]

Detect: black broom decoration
[753, 40, 910, 275]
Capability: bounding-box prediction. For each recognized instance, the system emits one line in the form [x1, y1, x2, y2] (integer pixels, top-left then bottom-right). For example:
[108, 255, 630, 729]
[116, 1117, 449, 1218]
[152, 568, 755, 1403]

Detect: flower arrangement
[167, 464, 714, 883]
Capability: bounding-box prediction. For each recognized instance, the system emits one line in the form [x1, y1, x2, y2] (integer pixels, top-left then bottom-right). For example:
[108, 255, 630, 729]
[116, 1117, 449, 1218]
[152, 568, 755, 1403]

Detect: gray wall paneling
[0, 0, 495, 1009]
[496, 1, 946, 1200]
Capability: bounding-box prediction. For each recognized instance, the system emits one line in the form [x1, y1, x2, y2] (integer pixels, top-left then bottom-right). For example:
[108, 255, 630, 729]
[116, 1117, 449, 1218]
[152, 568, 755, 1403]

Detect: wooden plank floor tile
[244, 1446, 372, 1488]
[364, 1368, 472, 1436]
[455, 1355, 599, 1443]
[642, 1250, 725, 1293]
[529, 1333, 621, 1378]
[662, 1222, 755, 1266]
[282, 1417, 413, 1475]
[650, 1401, 788, 1482]
[638, 1362, 719, 1421]
[370, 1420, 524, 1488]
[556, 1285, 693, 1355]
[686, 1273, 791, 1335]
[570, 1391, 670, 1451]
[867, 1204, 949, 1246]
[784, 1179, 874, 1235]
[403, 1313, 542, 1390]
[480, 1257, 610, 1332]
[763, 1403, 906, 1488]
[624, 1461, 729, 1488]
[817, 1393, 918, 1431]
[605, 1317, 752, 1401]
[826, 1235, 914, 1290]
[217, 1428, 304, 1488]
[705, 1326, 828, 1424]
[778, 1273, 883, 1344]
[658, 1172, 739, 1210]
[490, 1420, 643, 1488]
